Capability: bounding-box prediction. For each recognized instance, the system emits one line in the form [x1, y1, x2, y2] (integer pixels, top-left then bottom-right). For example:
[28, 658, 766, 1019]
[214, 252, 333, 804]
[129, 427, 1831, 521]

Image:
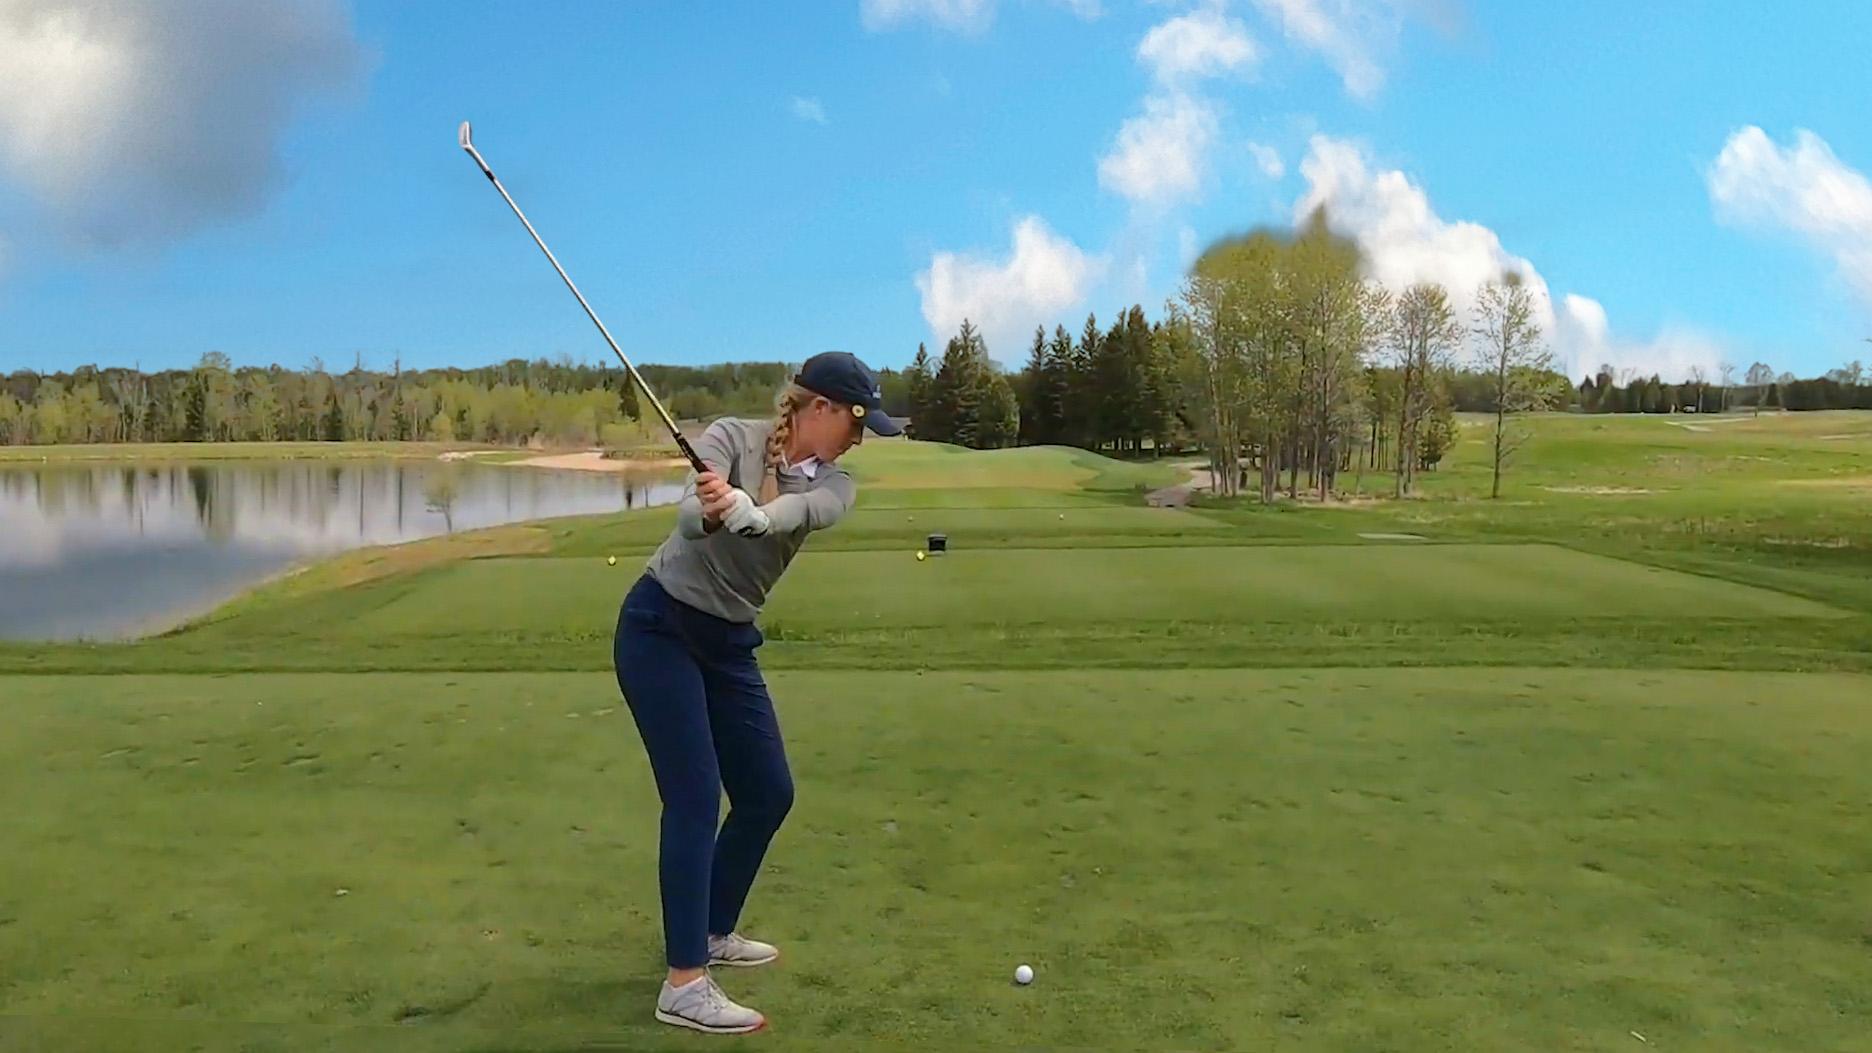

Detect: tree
[1471, 270, 1552, 499]
[922, 320, 1017, 449]
[1069, 314, 1102, 450]
[1417, 396, 1458, 472]
[1387, 281, 1461, 496]
[905, 344, 934, 436]
[1039, 326, 1073, 446]
[978, 369, 1020, 448]
[0, 392, 22, 445]
[1017, 327, 1054, 445]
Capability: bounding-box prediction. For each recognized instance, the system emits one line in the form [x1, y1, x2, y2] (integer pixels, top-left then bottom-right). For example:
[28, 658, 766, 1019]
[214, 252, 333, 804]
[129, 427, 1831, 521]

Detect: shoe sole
[708, 951, 779, 968]
[655, 1009, 767, 1035]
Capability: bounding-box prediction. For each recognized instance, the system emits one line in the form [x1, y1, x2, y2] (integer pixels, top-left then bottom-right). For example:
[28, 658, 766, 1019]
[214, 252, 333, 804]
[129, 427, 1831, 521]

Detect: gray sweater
[642, 416, 857, 623]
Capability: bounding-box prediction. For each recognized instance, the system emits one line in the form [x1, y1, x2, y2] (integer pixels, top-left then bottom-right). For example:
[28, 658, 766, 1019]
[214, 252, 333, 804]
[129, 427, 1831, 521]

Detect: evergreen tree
[1070, 313, 1101, 448]
[1043, 325, 1073, 445]
[1018, 327, 1051, 445]
[979, 369, 1020, 449]
[906, 344, 934, 436]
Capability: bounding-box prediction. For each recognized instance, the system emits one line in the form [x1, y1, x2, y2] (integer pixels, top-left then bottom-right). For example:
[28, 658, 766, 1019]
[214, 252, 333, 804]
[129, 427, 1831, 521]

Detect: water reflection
[0, 459, 683, 642]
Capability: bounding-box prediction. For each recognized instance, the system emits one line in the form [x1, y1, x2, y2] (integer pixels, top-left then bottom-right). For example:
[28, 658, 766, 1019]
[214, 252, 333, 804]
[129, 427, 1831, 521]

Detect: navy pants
[612, 573, 795, 969]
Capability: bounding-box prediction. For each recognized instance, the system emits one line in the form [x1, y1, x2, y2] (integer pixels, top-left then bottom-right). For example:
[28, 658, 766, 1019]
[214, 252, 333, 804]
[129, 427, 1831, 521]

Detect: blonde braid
[760, 382, 815, 504]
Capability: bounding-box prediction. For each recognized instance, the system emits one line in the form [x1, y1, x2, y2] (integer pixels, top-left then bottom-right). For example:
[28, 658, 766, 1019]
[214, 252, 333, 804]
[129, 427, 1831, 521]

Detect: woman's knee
[757, 769, 795, 824]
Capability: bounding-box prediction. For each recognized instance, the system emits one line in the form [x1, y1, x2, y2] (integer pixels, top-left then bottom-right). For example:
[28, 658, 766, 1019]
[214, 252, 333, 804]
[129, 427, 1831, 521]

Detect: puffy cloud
[790, 96, 829, 125]
[1295, 134, 1724, 382]
[1137, 5, 1259, 83]
[0, 0, 366, 250]
[1097, 92, 1218, 207]
[916, 215, 1104, 360]
[1709, 125, 1872, 303]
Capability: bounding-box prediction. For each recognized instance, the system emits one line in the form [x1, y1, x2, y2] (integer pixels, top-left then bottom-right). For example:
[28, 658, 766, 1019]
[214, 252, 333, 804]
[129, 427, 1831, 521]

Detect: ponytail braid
[760, 382, 816, 504]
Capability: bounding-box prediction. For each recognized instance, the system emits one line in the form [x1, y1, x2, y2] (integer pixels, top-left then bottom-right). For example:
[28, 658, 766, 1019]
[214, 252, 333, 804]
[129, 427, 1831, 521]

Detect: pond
[0, 458, 685, 642]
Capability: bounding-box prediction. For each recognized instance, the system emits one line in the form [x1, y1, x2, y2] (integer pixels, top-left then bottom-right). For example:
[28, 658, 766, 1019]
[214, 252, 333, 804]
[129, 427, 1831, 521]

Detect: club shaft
[461, 135, 707, 475]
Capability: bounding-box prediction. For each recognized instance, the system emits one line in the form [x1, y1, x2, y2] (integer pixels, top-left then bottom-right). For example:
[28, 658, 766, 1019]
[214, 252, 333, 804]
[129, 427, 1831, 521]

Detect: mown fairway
[2, 411, 1870, 1050]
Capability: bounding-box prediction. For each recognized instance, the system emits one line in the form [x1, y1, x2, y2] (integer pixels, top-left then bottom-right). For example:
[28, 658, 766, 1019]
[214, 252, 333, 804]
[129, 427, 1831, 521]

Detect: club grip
[674, 434, 709, 476]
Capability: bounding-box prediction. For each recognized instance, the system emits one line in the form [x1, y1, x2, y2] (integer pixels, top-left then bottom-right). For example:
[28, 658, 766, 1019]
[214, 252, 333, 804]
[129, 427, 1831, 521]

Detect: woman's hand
[697, 470, 735, 529]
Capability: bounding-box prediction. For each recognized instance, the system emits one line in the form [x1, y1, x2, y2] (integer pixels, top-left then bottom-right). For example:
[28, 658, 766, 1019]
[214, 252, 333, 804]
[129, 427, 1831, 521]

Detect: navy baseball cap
[795, 351, 903, 436]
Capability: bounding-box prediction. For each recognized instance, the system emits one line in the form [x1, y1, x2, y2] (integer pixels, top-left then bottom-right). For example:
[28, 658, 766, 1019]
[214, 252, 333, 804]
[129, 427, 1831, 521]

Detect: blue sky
[2, 0, 1870, 382]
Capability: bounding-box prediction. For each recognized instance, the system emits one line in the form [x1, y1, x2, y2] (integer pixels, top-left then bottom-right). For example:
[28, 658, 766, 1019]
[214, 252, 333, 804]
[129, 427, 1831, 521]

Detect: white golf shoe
[708, 931, 780, 967]
[655, 973, 766, 1035]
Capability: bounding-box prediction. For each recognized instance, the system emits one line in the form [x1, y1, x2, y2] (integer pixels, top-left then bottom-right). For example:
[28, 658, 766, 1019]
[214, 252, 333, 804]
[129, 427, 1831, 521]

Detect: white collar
[787, 456, 820, 479]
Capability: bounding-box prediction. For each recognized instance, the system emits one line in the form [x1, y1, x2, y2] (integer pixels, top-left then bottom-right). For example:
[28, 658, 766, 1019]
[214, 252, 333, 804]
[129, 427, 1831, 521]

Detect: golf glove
[721, 489, 771, 538]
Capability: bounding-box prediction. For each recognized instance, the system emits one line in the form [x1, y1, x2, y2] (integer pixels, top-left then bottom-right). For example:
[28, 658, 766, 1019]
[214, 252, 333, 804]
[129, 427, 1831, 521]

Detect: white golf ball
[1014, 964, 1034, 985]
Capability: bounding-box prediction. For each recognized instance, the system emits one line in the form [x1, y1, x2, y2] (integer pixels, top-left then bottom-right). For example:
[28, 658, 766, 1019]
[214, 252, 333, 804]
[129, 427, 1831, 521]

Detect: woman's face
[792, 395, 865, 463]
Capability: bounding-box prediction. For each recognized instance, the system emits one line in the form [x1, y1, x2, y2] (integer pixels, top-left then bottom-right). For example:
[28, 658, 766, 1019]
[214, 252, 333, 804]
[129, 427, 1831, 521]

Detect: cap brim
[862, 409, 904, 436]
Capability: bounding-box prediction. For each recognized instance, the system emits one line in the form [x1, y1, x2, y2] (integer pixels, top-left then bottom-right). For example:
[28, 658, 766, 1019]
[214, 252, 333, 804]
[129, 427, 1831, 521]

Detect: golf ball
[1015, 964, 1034, 985]
[606, 556, 617, 566]
[916, 551, 927, 561]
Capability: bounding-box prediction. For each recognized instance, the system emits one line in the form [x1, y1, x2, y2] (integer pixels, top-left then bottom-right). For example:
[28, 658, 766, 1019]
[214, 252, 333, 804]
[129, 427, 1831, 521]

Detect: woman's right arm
[676, 422, 740, 539]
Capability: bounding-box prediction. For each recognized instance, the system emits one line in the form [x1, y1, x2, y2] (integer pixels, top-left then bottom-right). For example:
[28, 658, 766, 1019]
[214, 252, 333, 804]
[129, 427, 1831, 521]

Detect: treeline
[899, 310, 1183, 454]
[1576, 362, 1872, 414]
[0, 355, 795, 448]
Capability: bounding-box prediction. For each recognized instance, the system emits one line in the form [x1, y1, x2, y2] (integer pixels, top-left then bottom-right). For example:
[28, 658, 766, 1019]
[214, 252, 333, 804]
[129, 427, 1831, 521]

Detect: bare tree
[1472, 271, 1552, 499]
[1387, 282, 1461, 496]
[1719, 360, 1736, 413]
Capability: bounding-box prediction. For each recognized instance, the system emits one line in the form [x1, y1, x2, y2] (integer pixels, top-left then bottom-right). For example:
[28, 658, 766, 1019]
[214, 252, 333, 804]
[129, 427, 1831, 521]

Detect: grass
[3, 669, 1868, 1050]
[3, 413, 1871, 1049]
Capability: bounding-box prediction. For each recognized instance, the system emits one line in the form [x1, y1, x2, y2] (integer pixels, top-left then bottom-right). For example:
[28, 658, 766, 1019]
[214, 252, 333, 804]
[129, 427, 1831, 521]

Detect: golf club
[458, 120, 708, 476]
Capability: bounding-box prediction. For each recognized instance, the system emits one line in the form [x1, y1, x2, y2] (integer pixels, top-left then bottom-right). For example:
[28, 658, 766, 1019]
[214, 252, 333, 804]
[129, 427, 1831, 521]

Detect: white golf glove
[720, 488, 771, 537]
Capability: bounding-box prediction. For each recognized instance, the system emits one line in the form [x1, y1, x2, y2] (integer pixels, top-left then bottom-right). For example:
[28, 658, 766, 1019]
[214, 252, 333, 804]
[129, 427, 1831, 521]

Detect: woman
[612, 351, 902, 1035]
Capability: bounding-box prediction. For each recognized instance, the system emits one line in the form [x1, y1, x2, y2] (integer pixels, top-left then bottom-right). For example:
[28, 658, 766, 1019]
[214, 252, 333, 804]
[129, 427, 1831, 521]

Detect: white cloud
[1137, 5, 1259, 83]
[860, 0, 1097, 33]
[1098, 92, 1218, 207]
[790, 96, 829, 125]
[1709, 125, 1872, 304]
[1250, 0, 1397, 100]
[1247, 141, 1285, 179]
[1295, 134, 1724, 382]
[916, 215, 1104, 360]
[0, 0, 366, 250]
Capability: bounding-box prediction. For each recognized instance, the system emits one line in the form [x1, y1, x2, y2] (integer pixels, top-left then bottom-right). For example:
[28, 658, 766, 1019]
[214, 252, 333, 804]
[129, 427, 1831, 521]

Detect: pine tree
[1015, 328, 1045, 445]
[1043, 325, 1073, 446]
[906, 344, 934, 437]
[979, 369, 1020, 449]
[1070, 313, 1101, 449]
[948, 322, 987, 448]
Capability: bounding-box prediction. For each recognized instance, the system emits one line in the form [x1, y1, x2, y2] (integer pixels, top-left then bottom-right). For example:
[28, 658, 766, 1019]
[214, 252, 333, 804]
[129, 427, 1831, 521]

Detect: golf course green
[3, 411, 1870, 1051]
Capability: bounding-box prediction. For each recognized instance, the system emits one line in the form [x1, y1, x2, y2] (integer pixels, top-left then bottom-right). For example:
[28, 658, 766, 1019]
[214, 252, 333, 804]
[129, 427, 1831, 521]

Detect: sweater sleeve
[675, 421, 744, 540]
[762, 469, 856, 534]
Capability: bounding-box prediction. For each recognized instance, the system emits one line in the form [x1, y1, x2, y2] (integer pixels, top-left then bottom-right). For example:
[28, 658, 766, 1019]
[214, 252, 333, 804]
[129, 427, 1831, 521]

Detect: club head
[458, 120, 473, 151]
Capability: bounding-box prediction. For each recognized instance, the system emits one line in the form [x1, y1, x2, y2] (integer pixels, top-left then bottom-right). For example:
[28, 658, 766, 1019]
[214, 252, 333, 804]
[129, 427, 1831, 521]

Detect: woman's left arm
[762, 473, 856, 533]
